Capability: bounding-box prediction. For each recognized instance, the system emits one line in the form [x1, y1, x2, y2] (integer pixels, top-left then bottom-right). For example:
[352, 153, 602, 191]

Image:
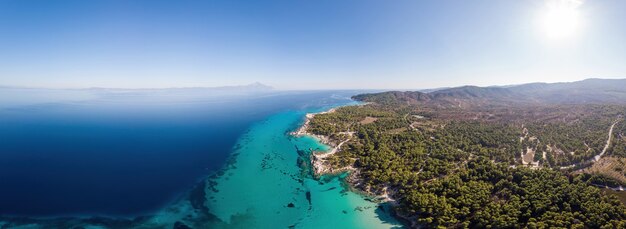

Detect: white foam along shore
[291, 107, 357, 175]
[291, 108, 335, 142]
[292, 105, 396, 203]
[291, 108, 343, 174]
[293, 104, 429, 228]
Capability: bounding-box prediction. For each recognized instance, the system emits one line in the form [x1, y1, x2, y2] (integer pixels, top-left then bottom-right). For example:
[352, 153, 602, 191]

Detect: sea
[0, 88, 403, 228]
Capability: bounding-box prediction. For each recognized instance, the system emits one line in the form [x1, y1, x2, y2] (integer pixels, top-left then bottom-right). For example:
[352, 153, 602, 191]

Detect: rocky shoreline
[292, 107, 396, 202]
[291, 105, 418, 228]
[291, 108, 350, 174]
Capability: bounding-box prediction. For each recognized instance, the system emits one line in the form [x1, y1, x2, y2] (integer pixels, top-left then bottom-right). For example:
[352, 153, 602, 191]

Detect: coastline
[291, 105, 396, 202]
[292, 104, 416, 228]
[291, 107, 357, 176]
[204, 107, 406, 228]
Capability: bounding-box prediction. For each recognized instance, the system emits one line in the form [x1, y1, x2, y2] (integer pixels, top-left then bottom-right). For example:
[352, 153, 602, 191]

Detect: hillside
[354, 78, 626, 107]
[308, 78, 626, 228]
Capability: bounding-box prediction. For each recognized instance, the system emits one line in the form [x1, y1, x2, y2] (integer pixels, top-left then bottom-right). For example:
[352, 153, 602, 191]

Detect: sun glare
[541, 0, 582, 40]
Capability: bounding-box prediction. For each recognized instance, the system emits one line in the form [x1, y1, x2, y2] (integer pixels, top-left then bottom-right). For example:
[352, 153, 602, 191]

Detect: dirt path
[594, 120, 619, 162]
[561, 119, 619, 169]
[317, 132, 354, 158]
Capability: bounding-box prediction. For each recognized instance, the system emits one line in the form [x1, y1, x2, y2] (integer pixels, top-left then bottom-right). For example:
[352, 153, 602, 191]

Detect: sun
[540, 0, 583, 40]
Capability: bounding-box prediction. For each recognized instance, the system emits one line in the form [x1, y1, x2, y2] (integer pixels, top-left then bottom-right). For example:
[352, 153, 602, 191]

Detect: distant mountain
[243, 82, 274, 91]
[417, 87, 452, 93]
[509, 78, 626, 104]
[0, 83, 275, 105]
[82, 82, 273, 92]
[0, 82, 274, 92]
[429, 86, 512, 98]
[81, 82, 275, 99]
[354, 78, 626, 107]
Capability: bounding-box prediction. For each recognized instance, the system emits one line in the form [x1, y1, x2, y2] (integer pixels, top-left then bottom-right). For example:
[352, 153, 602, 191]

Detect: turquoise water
[0, 89, 358, 217]
[0, 92, 401, 229]
[140, 103, 404, 228]
[200, 107, 404, 228]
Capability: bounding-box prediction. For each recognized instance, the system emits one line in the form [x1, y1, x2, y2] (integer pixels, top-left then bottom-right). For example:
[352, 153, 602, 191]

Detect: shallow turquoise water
[0, 92, 403, 228]
[202, 107, 404, 228]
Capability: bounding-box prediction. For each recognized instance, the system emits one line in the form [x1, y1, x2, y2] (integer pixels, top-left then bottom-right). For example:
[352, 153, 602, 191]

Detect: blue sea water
[194, 106, 403, 229]
[0, 88, 402, 228]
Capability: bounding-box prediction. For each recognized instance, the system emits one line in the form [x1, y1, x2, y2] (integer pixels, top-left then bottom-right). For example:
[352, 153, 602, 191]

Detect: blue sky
[0, 0, 625, 89]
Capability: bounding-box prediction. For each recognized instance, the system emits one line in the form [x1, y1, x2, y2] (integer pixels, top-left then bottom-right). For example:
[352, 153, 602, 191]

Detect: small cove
[200, 106, 404, 228]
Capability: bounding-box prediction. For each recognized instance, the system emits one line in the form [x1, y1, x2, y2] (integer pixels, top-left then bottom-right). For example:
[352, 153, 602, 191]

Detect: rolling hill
[354, 78, 626, 107]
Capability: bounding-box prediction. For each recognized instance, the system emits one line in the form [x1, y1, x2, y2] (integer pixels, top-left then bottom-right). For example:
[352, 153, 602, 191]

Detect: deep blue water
[0, 89, 359, 217]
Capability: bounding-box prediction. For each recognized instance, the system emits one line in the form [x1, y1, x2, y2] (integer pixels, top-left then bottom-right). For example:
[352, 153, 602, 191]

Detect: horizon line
[1, 77, 624, 91]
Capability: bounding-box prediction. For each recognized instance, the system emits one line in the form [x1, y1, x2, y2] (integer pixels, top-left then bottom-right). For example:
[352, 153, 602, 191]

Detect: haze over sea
[0, 87, 402, 228]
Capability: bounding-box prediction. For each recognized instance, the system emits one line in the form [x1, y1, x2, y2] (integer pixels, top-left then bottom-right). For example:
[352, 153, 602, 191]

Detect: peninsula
[304, 79, 626, 228]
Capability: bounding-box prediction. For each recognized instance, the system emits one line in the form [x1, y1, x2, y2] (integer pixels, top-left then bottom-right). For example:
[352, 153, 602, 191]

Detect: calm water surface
[0, 89, 403, 228]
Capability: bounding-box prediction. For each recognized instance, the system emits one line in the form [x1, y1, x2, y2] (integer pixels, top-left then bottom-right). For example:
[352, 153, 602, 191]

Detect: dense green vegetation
[308, 97, 626, 228]
[402, 159, 625, 228]
[581, 173, 626, 188]
[609, 120, 626, 158]
[524, 120, 608, 166]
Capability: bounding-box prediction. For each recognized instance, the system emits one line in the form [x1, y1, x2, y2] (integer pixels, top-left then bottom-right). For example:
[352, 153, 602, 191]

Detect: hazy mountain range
[0, 82, 273, 93]
[0, 82, 275, 107]
[354, 78, 626, 107]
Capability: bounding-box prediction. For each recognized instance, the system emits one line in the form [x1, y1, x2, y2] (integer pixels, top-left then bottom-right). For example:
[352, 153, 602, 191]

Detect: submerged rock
[305, 191, 312, 205]
[173, 221, 192, 229]
[189, 181, 209, 212]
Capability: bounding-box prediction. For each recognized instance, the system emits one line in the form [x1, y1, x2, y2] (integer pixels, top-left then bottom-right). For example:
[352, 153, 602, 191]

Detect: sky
[0, 0, 625, 90]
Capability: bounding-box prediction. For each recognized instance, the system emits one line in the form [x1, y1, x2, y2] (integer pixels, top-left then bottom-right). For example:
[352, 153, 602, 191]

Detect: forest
[308, 94, 626, 228]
